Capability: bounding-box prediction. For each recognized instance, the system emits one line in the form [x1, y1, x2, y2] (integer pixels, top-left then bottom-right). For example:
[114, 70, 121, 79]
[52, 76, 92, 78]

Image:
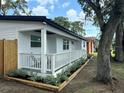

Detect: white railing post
[69, 51, 72, 64]
[41, 27, 47, 74]
[18, 53, 20, 69]
[51, 54, 55, 75]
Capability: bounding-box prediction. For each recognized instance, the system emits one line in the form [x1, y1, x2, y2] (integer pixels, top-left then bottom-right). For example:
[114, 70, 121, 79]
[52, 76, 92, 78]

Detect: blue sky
[7, 0, 100, 37]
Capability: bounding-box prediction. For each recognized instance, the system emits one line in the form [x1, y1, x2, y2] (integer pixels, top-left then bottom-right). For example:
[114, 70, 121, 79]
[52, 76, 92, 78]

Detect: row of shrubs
[8, 57, 86, 86]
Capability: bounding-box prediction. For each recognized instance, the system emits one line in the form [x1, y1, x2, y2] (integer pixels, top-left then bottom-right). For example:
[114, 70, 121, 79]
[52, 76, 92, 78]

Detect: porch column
[41, 27, 47, 74]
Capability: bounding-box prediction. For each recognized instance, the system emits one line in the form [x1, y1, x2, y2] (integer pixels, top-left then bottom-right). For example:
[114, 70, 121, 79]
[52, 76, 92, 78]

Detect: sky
[4, 0, 100, 37]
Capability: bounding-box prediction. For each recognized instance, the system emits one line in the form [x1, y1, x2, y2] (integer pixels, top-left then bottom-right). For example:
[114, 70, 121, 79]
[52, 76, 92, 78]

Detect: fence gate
[0, 40, 17, 76]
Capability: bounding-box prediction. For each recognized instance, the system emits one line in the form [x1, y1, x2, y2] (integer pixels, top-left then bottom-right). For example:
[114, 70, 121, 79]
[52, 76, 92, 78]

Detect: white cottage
[0, 16, 87, 76]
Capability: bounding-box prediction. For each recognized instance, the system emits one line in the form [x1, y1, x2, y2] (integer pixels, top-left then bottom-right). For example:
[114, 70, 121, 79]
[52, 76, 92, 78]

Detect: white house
[0, 16, 87, 76]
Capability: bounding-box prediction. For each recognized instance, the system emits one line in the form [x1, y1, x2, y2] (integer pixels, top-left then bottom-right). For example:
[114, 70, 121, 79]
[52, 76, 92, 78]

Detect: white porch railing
[19, 53, 41, 70]
[19, 49, 87, 74]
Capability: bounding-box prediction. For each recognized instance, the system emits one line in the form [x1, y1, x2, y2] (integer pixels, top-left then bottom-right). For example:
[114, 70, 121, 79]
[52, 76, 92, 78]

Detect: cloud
[79, 11, 85, 20]
[62, 2, 70, 8]
[31, 0, 58, 16]
[66, 9, 85, 21]
[36, 0, 58, 6]
[50, 5, 54, 11]
[32, 6, 49, 16]
[66, 9, 78, 21]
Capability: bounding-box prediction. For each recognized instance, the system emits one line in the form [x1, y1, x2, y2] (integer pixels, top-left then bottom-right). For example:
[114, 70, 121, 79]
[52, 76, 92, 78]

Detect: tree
[54, 16, 85, 36]
[0, 0, 31, 15]
[71, 21, 85, 36]
[115, 21, 124, 62]
[54, 16, 71, 29]
[78, 0, 124, 83]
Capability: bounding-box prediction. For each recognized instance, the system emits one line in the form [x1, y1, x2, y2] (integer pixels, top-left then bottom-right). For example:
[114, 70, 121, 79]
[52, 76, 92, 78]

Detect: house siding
[56, 35, 84, 53]
[0, 20, 87, 54]
[0, 21, 42, 40]
[47, 34, 56, 53]
[18, 31, 41, 54]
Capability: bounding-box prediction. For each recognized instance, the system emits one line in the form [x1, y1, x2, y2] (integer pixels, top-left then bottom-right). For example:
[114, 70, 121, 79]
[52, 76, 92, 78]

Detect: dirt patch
[0, 57, 124, 93]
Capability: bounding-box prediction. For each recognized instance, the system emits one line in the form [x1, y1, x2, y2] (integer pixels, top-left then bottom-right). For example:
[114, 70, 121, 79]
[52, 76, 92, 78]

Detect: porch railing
[46, 49, 87, 72]
[19, 53, 41, 70]
[19, 49, 87, 74]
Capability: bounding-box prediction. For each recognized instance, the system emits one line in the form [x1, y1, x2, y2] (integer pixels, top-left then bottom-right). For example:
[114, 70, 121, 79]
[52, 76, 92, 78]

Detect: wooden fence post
[0, 39, 4, 77]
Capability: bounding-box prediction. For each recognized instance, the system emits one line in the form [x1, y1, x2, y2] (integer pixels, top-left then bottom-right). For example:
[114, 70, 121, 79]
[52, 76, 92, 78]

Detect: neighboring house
[0, 16, 87, 76]
[85, 37, 96, 54]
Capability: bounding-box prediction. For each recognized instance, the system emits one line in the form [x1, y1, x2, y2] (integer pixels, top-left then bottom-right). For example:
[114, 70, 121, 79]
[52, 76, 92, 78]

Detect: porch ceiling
[35, 30, 55, 35]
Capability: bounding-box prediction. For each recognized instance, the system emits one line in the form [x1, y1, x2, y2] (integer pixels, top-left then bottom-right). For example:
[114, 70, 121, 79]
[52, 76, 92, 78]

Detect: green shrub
[57, 71, 68, 83]
[29, 76, 43, 82]
[80, 57, 85, 64]
[87, 54, 92, 59]
[43, 76, 58, 86]
[8, 69, 29, 79]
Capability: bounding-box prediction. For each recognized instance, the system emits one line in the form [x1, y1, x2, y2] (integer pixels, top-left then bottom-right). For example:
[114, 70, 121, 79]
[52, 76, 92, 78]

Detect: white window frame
[63, 39, 69, 50]
[31, 35, 41, 47]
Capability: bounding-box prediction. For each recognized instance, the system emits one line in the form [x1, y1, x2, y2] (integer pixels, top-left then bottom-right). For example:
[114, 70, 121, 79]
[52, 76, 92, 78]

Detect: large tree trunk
[123, 31, 124, 52]
[115, 22, 124, 62]
[96, 20, 121, 84]
[96, 0, 124, 84]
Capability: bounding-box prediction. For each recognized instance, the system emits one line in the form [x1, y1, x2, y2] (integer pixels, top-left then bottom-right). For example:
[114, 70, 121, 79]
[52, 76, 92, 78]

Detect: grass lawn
[112, 62, 124, 80]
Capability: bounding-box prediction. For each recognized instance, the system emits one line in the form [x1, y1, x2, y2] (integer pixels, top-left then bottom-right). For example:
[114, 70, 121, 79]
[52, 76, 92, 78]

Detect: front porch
[19, 50, 85, 75]
[18, 27, 87, 76]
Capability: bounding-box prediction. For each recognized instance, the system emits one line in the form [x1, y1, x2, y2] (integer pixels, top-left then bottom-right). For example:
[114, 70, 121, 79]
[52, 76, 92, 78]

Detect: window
[63, 39, 69, 50]
[31, 35, 41, 47]
[83, 41, 85, 47]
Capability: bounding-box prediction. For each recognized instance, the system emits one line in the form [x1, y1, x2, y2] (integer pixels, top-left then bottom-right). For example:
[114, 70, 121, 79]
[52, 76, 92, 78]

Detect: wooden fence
[0, 40, 17, 76]
[0, 40, 4, 75]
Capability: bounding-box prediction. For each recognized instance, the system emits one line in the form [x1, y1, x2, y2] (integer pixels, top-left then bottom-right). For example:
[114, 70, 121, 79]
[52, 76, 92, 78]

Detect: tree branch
[85, 0, 105, 31]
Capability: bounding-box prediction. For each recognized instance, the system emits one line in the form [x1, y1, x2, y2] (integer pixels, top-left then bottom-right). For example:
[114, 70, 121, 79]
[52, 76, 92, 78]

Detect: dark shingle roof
[0, 16, 86, 40]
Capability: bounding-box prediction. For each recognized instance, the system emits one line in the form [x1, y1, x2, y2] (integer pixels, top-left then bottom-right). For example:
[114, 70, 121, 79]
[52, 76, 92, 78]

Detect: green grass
[111, 50, 115, 57]
[91, 52, 98, 57]
[112, 62, 124, 79]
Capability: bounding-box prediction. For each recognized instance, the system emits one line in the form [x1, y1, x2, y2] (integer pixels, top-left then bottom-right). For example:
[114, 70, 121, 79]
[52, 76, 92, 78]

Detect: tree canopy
[54, 16, 70, 29]
[78, 0, 119, 30]
[0, 0, 31, 15]
[54, 16, 85, 36]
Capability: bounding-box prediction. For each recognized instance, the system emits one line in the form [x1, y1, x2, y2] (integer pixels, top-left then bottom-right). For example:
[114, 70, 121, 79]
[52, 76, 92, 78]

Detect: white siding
[0, 20, 86, 54]
[18, 31, 41, 54]
[56, 35, 83, 53]
[0, 21, 42, 40]
[47, 34, 56, 53]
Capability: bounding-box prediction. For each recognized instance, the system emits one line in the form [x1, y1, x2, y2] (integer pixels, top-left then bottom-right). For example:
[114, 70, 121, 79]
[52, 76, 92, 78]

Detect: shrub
[87, 54, 92, 59]
[80, 57, 85, 64]
[42, 76, 58, 86]
[57, 71, 68, 83]
[8, 69, 29, 79]
[29, 76, 43, 82]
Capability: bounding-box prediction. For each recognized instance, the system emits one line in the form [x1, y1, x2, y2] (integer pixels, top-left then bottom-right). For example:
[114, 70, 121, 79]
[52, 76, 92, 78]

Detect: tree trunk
[123, 31, 124, 52]
[115, 22, 124, 62]
[96, 19, 121, 84]
[96, 0, 124, 84]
